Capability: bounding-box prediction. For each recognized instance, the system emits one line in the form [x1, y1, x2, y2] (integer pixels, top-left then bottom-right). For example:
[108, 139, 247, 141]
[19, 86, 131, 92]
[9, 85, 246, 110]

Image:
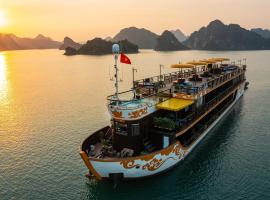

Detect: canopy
[156, 98, 193, 111]
[209, 58, 230, 62]
[171, 64, 194, 69]
[199, 59, 217, 64]
[187, 61, 208, 66]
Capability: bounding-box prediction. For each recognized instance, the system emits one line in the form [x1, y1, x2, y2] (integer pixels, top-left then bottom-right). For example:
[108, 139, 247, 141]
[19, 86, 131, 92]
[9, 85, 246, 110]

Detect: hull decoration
[87, 142, 185, 178]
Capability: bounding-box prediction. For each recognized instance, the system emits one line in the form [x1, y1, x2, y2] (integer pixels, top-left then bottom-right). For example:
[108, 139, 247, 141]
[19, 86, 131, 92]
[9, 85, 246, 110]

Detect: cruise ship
[80, 44, 248, 181]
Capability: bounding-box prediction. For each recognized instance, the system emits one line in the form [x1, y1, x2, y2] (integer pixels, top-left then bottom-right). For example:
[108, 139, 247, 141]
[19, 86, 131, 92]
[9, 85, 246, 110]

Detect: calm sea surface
[0, 49, 270, 200]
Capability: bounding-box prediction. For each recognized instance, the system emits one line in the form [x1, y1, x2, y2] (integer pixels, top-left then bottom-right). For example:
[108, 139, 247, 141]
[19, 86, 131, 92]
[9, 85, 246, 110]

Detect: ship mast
[112, 44, 120, 105]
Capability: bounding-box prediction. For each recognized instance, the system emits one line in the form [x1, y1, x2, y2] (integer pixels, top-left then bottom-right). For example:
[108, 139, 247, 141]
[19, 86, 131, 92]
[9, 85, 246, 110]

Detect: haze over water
[0, 49, 270, 199]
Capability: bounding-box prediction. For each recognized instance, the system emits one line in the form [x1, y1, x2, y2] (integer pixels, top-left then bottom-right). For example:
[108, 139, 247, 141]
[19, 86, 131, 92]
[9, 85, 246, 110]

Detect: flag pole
[112, 44, 120, 105]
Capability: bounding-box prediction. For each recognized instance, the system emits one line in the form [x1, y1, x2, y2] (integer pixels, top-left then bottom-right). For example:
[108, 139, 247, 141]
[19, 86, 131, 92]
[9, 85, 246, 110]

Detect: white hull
[90, 142, 185, 179]
[82, 82, 246, 180]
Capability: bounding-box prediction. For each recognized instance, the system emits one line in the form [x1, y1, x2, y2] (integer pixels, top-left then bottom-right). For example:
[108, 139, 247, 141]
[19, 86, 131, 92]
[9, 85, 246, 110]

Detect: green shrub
[153, 117, 176, 131]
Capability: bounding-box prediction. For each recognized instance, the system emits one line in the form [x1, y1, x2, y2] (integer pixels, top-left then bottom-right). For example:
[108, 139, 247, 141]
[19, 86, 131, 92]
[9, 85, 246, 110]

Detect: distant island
[1, 19, 270, 53]
[62, 28, 188, 54]
[111, 27, 188, 49]
[0, 33, 62, 51]
[155, 31, 189, 51]
[184, 20, 270, 50]
[59, 37, 82, 50]
[112, 27, 158, 49]
[64, 38, 139, 56]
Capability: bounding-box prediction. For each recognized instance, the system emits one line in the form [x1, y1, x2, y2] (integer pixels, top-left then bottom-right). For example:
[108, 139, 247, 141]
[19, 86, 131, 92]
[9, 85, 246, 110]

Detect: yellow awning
[199, 59, 217, 64]
[156, 98, 193, 111]
[210, 58, 230, 62]
[171, 64, 195, 69]
[187, 61, 208, 66]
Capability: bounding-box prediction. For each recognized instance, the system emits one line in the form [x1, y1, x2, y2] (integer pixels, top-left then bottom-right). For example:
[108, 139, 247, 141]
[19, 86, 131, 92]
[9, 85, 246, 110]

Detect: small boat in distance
[80, 44, 248, 181]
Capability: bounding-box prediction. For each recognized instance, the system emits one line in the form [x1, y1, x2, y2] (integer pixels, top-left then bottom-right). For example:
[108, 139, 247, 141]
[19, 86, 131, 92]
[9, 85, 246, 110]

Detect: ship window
[115, 122, 128, 136]
[131, 124, 140, 136]
[163, 136, 169, 148]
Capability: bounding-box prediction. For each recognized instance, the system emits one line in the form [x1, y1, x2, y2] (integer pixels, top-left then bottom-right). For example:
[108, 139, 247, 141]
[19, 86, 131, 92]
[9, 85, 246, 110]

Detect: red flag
[120, 53, 131, 64]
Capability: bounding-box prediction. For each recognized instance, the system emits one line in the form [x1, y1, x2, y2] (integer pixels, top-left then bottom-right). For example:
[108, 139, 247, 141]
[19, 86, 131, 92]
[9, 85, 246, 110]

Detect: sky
[0, 0, 270, 41]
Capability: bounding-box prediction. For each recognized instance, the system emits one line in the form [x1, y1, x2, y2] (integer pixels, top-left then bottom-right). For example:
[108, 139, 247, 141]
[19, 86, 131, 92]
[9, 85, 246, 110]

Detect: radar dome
[112, 44, 120, 54]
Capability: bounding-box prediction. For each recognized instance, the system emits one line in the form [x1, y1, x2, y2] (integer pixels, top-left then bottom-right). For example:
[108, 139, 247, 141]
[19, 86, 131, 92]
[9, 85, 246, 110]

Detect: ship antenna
[159, 64, 164, 82]
[112, 44, 120, 104]
[132, 67, 137, 97]
[243, 58, 247, 65]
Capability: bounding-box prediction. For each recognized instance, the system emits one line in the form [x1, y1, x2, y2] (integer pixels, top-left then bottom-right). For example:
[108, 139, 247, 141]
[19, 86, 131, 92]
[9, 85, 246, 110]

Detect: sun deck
[107, 64, 245, 113]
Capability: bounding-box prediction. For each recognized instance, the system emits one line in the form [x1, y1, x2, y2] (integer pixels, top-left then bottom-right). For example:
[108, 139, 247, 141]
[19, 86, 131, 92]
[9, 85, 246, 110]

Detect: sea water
[0, 49, 269, 200]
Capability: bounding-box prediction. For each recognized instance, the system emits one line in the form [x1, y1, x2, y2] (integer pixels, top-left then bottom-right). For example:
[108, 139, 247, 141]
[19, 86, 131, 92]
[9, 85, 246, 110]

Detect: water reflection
[0, 53, 8, 104]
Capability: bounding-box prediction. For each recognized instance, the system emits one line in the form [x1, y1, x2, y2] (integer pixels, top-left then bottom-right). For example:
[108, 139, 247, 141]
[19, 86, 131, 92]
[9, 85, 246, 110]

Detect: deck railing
[107, 89, 172, 110]
[173, 68, 244, 95]
[182, 98, 234, 147]
[175, 79, 244, 135]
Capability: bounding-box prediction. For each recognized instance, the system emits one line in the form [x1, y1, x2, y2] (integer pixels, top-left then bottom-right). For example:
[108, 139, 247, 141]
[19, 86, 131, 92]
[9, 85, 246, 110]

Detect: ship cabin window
[131, 124, 140, 136]
[115, 122, 128, 136]
[163, 136, 170, 148]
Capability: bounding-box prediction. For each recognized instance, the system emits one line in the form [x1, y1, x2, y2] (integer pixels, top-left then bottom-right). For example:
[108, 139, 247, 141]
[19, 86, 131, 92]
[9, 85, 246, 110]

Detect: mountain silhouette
[170, 29, 187, 42]
[184, 20, 270, 50]
[155, 30, 189, 51]
[0, 33, 61, 51]
[64, 38, 138, 55]
[113, 27, 158, 49]
[251, 28, 270, 39]
[59, 37, 82, 50]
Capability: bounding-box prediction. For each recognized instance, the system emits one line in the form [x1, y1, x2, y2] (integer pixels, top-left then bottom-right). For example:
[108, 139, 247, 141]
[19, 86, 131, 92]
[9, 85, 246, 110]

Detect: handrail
[135, 70, 185, 83]
[107, 88, 171, 103]
[181, 98, 234, 147]
[107, 95, 171, 111]
[175, 80, 244, 137]
[134, 65, 244, 84]
[174, 68, 244, 95]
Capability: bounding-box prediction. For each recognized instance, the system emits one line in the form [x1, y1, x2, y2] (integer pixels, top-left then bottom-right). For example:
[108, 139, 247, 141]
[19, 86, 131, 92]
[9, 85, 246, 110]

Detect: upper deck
[107, 60, 246, 121]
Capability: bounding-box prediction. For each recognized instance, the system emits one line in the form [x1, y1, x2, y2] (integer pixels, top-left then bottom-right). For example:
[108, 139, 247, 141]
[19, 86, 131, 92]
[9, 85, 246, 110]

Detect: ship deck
[81, 62, 246, 164]
[108, 65, 243, 110]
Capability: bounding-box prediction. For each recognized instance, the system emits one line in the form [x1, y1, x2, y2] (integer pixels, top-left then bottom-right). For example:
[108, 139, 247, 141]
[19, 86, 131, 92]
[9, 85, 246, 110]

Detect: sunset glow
[1, 0, 270, 41]
[0, 53, 8, 103]
[0, 11, 6, 27]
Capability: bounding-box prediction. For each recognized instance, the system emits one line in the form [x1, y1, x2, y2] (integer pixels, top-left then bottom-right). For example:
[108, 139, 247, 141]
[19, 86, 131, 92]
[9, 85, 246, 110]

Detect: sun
[0, 11, 6, 27]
